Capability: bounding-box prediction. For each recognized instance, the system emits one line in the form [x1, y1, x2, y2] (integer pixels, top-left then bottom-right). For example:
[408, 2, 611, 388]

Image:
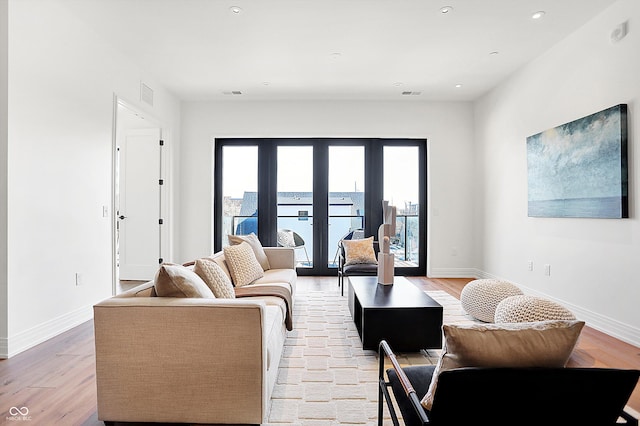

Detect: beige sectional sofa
[93, 246, 296, 425]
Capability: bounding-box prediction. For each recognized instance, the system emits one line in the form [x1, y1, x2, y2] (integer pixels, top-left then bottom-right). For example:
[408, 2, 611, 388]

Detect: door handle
[118, 215, 127, 220]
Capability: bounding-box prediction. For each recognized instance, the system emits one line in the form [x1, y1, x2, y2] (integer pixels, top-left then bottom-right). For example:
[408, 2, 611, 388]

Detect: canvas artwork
[527, 104, 628, 219]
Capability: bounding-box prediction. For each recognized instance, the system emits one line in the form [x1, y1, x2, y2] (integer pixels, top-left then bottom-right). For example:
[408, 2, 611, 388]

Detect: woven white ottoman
[495, 295, 576, 323]
[460, 279, 523, 322]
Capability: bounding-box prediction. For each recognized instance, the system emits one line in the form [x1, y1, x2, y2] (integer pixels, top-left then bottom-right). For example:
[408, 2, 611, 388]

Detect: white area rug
[265, 280, 477, 425]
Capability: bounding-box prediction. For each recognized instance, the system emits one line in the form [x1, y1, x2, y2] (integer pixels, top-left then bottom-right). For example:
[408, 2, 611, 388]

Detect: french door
[214, 138, 426, 276]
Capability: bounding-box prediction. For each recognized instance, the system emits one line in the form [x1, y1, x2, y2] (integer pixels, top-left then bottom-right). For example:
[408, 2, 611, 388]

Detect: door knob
[118, 215, 127, 220]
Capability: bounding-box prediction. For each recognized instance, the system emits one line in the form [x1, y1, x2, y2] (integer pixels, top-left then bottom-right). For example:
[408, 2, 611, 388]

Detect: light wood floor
[0, 276, 638, 425]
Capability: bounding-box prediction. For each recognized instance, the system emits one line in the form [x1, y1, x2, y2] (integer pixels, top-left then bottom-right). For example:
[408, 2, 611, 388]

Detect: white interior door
[118, 128, 161, 280]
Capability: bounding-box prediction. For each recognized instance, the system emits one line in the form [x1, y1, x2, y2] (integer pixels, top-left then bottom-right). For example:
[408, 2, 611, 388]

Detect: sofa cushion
[342, 236, 377, 266]
[252, 269, 297, 290]
[235, 283, 294, 331]
[154, 263, 215, 298]
[260, 295, 288, 322]
[421, 320, 585, 410]
[228, 233, 271, 271]
[343, 263, 378, 275]
[193, 258, 236, 299]
[223, 242, 265, 287]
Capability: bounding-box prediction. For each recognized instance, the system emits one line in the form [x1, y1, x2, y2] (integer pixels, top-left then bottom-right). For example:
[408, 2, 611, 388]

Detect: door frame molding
[111, 95, 168, 294]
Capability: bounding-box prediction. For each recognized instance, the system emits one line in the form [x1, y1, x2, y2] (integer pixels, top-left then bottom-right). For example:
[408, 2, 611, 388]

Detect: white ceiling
[63, 0, 618, 102]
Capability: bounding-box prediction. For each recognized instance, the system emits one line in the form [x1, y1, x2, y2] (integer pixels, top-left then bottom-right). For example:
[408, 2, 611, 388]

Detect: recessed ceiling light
[440, 6, 453, 14]
[455, 84, 463, 88]
[262, 81, 270, 86]
[393, 82, 403, 87]
[229, 6, 243, 14]
[531, 11, 546, 20]
[330, 52, 342, 60]
[489, 51, 499, 56]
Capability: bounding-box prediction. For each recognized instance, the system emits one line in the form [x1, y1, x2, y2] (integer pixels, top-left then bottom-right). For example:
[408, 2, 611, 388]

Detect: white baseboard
[0, 305, 93, 358]
[428, 267, 480, 278]
[516, 284, 640, 348]
[430, 267, 640, 348]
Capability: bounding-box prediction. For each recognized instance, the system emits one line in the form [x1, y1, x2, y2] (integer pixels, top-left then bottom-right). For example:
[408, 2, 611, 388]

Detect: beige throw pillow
[343, 236, 377, 265]
[420, 320, 585, 410]
[193, 258, 235, 299]
[228, 232, 271, 271]
[223, 241, 265, 287]
[154, 263, 215, 298]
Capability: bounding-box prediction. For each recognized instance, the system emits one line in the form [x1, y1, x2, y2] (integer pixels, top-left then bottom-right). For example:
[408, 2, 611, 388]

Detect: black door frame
[214, 138, 427, 276]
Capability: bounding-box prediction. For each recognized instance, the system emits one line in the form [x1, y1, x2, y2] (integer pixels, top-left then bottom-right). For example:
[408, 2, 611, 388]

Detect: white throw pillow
[223, 241, 265, 287]
[227, 232, 271, 271]
[193, 258, 235, 299]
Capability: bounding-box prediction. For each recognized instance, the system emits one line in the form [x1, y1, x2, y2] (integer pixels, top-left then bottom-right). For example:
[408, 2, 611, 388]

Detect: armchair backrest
[378, 340, 639, 426]
[430, 367, 639, 425]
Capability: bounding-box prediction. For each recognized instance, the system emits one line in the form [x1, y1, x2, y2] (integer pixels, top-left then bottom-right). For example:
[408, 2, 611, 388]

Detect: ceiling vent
[223, 90, 243, 95]
[401, 91, 422, 96]
[140, 82, 154, 106]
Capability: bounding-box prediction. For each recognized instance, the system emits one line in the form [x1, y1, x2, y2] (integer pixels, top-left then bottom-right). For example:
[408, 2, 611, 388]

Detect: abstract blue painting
[527, 104, 628, 218]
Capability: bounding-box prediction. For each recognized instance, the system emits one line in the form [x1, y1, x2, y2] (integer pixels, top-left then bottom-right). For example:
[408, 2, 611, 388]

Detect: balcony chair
[277, 229, 310, 265]
[378, 340, 640, 426]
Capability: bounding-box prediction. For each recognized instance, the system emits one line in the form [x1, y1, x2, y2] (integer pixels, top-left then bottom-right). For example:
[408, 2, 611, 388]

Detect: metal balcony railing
[226, 214, 418, 267]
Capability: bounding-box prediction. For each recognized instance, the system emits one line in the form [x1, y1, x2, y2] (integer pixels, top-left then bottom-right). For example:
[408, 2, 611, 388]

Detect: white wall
[0, 0, 8, 355]
[179, 100, 476, 277]
[1, 0, 181, 357]
[474, 0, 639, 346]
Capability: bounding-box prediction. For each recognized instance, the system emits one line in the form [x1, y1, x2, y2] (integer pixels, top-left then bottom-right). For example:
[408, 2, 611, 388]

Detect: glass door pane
[222, 146, 258, 247]
[328, 146, 365, 268]
[277, 146, 313, 268]
[384, 146, 420, 267]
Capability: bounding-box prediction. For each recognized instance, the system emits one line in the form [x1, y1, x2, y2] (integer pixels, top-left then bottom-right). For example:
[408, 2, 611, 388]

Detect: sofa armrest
[93, 298, 268, 424]
[264, 247, 295, 269]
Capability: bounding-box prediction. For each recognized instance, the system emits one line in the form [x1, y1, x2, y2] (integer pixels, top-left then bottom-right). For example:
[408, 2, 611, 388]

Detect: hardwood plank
[0, 320, 98, 425]
[0, 276, 637, 424]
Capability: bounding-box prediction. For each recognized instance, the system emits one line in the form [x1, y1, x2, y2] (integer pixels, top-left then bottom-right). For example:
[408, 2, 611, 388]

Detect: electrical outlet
[527, 260, 534, 271]
[544, 264, 551, 276]
[75, 272, 83, 286]
[102, 205, 109, 217]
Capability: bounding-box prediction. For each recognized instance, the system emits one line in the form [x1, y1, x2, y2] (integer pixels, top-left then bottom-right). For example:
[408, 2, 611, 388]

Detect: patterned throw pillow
[277, 230, 296, 247]
[228, 232, 271, 271]
[193, 258, 236, 298]
[223, 241, 265, 287]
[420, 320, 585, 410]
[154, 263, 215, 298]
[342, 236, 377, 266]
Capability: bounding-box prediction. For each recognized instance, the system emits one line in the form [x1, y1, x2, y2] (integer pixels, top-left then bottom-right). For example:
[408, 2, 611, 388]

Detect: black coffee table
[347, 276, 443, 351]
